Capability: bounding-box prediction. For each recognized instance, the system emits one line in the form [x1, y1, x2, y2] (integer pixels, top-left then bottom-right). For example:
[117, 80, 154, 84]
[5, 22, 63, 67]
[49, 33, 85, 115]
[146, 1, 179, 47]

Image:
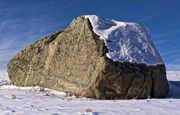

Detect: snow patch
[0, 70, 11, 85]
[85, 15, 163, 65]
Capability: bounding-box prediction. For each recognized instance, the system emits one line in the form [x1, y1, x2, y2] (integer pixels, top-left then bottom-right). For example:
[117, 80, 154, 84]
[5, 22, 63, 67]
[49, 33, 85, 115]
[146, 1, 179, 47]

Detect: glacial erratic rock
[7, 15, 169, 99]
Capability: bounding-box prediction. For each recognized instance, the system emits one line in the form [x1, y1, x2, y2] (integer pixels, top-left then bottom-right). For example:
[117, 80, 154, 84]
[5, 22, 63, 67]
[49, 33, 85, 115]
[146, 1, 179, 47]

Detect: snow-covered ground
[0, 70, 10, 85]
[0, 70, 180, 115]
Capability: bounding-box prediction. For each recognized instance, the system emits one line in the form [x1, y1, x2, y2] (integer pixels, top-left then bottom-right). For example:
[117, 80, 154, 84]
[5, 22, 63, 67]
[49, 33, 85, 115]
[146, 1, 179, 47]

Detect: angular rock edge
[7, 16, 169, 99]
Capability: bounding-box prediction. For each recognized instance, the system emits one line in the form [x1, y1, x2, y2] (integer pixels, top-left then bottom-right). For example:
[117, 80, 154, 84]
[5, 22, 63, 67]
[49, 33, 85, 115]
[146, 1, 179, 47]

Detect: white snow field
[85, 15, 163, 65]
[0, 70, 10, 85]
[0, 70, 180, 115]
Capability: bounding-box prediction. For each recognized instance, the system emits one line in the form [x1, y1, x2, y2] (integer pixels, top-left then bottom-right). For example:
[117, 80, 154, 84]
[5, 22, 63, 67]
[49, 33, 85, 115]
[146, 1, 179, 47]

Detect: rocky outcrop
[7, 16, 169, 99]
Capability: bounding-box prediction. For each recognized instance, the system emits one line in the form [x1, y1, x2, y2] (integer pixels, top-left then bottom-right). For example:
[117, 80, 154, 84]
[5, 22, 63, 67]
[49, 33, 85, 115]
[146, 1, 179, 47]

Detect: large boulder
[7, 15, 169, 99]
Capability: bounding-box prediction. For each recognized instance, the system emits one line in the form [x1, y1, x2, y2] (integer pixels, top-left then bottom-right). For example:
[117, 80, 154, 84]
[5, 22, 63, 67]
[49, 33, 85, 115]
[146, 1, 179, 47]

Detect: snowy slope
[0, 70, 180, 115]
[0, 70, 10, 85]
[167, 71, 180, 98]
[85, 15, 163, 65]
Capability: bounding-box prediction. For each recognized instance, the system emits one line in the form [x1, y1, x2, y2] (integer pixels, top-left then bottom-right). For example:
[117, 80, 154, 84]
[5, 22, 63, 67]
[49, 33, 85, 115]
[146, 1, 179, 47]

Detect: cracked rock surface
[7, 16, 169, 99]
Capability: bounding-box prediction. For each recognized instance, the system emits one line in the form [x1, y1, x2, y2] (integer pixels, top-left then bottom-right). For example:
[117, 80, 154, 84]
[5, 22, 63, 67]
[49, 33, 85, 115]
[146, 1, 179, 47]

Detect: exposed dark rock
[7, 16, 169, 99]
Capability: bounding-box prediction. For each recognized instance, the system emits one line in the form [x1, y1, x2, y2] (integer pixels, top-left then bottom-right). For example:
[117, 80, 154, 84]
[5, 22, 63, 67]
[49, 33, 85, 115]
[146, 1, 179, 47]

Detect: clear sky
[0, 0, 180, 70]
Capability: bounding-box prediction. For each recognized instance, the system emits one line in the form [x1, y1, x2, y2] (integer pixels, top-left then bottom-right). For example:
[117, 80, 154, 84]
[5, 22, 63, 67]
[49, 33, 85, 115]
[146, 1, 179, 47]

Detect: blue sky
[0, 0, 180, 70]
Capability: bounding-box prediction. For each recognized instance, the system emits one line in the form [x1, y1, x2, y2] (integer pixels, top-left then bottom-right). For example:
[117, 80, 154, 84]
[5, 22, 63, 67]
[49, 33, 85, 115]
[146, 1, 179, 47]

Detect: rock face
[7, 15, 169, 99]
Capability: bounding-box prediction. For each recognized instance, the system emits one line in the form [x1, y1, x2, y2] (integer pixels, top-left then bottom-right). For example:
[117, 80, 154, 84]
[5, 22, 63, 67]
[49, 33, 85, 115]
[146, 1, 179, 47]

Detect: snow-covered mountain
[85, 15, 163, 65]
[0, 70, 180, 114]
[0, 70, 10, 85]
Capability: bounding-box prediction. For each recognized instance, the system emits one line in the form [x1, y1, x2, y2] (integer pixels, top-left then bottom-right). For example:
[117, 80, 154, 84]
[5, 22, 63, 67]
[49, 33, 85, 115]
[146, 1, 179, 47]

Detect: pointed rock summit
[7, 15, 169, 99]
